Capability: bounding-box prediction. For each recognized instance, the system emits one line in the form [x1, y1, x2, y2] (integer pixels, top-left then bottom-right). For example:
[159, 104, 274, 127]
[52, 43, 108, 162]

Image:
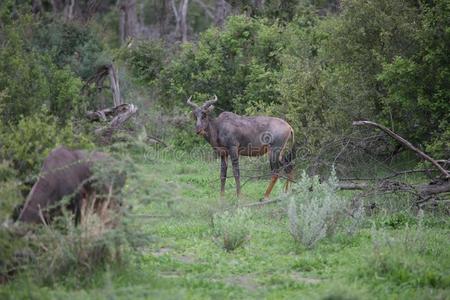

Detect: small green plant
[212, 208, 253, 252]
[0, 110, 94, 178]
[287, 169, 364, 249]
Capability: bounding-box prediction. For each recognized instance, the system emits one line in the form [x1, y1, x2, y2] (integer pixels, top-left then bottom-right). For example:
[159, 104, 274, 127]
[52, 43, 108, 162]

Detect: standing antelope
[187, 95, 295, 199]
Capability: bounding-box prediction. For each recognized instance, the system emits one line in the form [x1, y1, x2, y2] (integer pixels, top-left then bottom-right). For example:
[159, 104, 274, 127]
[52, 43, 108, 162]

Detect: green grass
[1, 150, 449, 299]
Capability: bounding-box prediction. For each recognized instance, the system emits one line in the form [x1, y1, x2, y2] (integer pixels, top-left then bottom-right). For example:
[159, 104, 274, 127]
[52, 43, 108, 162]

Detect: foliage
[122, 39, 167, 85]
[0, 14, 91, 124]
[287, 169, 363, 248]
[159, 15, 284, 112]
[379, 0, 450, 157]
[0, 179, 22, 224]
[33, 18, 107, 80]
[27, 210, 125, 285]
[212, 208, 253, 251]
[0, 110, 94, 178]
[0, 204, 130, 286]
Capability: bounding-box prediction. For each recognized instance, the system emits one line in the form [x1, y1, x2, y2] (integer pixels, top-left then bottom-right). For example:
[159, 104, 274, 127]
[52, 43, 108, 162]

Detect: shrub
[0, 14, 91, 124]
[0, 110, 94, 178]
[30, 206, 124, 284]
[0, 202, 128, 286]
[158, 15, 284, 112]
[212, 208, 253, 252]
[122, 39, 167, 85]
[286, 169, 364, 248]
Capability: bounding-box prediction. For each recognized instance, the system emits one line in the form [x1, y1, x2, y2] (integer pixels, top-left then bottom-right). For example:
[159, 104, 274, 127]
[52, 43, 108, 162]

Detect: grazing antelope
[16, 147, 125, 225]
[187, 95, 295, 199]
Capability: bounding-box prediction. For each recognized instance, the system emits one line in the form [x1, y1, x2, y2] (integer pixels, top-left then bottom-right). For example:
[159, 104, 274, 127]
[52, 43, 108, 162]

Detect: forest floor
[1, 151, 449, 299]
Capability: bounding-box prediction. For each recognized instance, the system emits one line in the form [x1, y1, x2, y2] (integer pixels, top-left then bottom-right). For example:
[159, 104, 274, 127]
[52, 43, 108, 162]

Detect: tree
[119, 0, 139, 44]
[170, 0, 190, 42]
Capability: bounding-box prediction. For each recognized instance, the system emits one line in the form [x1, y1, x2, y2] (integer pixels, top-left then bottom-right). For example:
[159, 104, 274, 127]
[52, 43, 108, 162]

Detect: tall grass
[212, 208, 253, 252]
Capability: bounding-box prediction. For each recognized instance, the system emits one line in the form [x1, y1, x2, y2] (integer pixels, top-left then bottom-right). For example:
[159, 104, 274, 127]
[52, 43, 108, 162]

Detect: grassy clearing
[1, 150, 449, 299]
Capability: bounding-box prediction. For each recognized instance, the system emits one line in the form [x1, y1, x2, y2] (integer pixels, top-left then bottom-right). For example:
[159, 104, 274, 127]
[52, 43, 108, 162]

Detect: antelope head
[186, 95, 217, 136]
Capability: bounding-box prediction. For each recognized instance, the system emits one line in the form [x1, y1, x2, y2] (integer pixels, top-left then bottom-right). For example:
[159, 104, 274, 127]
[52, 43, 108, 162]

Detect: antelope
[16, 147, 125, 225]
[187, 95, 295, 199]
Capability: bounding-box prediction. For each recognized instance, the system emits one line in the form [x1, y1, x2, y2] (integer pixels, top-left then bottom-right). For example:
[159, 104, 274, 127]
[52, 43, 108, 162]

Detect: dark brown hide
[17, 147, 124, 224]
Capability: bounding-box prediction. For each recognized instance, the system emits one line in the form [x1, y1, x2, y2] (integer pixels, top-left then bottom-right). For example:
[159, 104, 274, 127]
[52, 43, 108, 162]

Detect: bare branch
[87, 103, 138, 139]
[353, 120, 450, 178]
[193, 0, 214, 19]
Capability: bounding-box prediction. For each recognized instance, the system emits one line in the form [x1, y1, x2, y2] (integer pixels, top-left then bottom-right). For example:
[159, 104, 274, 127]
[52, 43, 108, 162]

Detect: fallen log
[87, 103, 138, 138]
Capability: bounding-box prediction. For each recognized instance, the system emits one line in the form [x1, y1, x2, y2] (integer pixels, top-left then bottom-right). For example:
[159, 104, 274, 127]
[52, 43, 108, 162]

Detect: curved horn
[202, 95, 218, 109]
[186, 96, 198, 109]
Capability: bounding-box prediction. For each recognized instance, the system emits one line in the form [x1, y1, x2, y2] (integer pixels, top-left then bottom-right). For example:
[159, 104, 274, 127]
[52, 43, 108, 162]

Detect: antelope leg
[229, 147, 241, 197]
[220, 154, 228, 197]
[264, 175, 279, 199]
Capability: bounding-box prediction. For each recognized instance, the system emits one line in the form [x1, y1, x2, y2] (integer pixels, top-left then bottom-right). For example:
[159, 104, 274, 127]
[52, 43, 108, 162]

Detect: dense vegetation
[0, 0, 449, 299]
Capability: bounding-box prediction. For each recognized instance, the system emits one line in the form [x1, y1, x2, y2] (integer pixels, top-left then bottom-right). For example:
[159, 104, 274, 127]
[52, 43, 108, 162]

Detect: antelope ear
[206, 105, 215, 113]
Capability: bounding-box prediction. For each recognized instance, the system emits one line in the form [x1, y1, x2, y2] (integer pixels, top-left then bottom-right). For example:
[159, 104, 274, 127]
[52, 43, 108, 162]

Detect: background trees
[0, 0, 448, 174]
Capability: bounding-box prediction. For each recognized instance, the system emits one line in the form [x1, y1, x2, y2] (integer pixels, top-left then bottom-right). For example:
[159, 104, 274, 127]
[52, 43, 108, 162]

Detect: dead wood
[87, 103, 138, 138]
[353, 121, 449, 178]
[337, 121, 450, 207]
[84, 64, 122, 106]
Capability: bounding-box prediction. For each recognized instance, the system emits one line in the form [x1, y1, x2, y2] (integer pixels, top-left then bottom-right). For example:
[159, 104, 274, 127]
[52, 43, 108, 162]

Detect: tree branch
[193, 0, 214, 19]
[353, 121, 450, 178]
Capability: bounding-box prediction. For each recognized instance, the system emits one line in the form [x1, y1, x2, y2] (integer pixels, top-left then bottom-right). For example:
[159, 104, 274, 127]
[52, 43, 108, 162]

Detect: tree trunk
[119, 0, 139, 44]
[254, 0, 265, 10]
[180, 0, 189, 43]
[32, 0, 43, 14]
[215, 0, 225, 27]
[107, 65, 122, 107]
[159, 1, 170, 37]
[64, 0, 76, 21]
[171, 0, 189, 42]
[51, 0, 64, 13]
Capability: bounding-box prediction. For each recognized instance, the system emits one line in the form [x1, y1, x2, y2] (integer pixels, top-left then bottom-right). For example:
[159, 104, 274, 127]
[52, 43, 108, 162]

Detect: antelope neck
[204, 116, 220, 149]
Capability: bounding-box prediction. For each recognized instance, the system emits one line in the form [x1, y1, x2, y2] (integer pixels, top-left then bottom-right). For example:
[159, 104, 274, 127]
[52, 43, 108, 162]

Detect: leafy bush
[212, 208, 253, 252]
[29, 207, 124, 284]
[378, 0, 450, 157]
[0, 202, 128, 285]
[33, 18, 106, 80]
[0, 179, 22, 223]
[0, 14, 92, 124]
[286, 169, 364, 249]
[122, 39, 167, 85]
[159, 15, 284, 112]
[0, 110, 94, 178]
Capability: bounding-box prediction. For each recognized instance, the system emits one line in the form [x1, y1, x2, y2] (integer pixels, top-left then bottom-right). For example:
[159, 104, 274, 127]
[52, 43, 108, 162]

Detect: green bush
[0, 179, 22, 222]
[122, 39, 167, 85]
[286, 169, 364, 249]
[159, 15, 284, 112]
[378, 0, 450, 157]
[32, 16, 106, 80]
[0, 110, 94, 178]
[212, 208, 253, 252]
[0, 15, 91, 124]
